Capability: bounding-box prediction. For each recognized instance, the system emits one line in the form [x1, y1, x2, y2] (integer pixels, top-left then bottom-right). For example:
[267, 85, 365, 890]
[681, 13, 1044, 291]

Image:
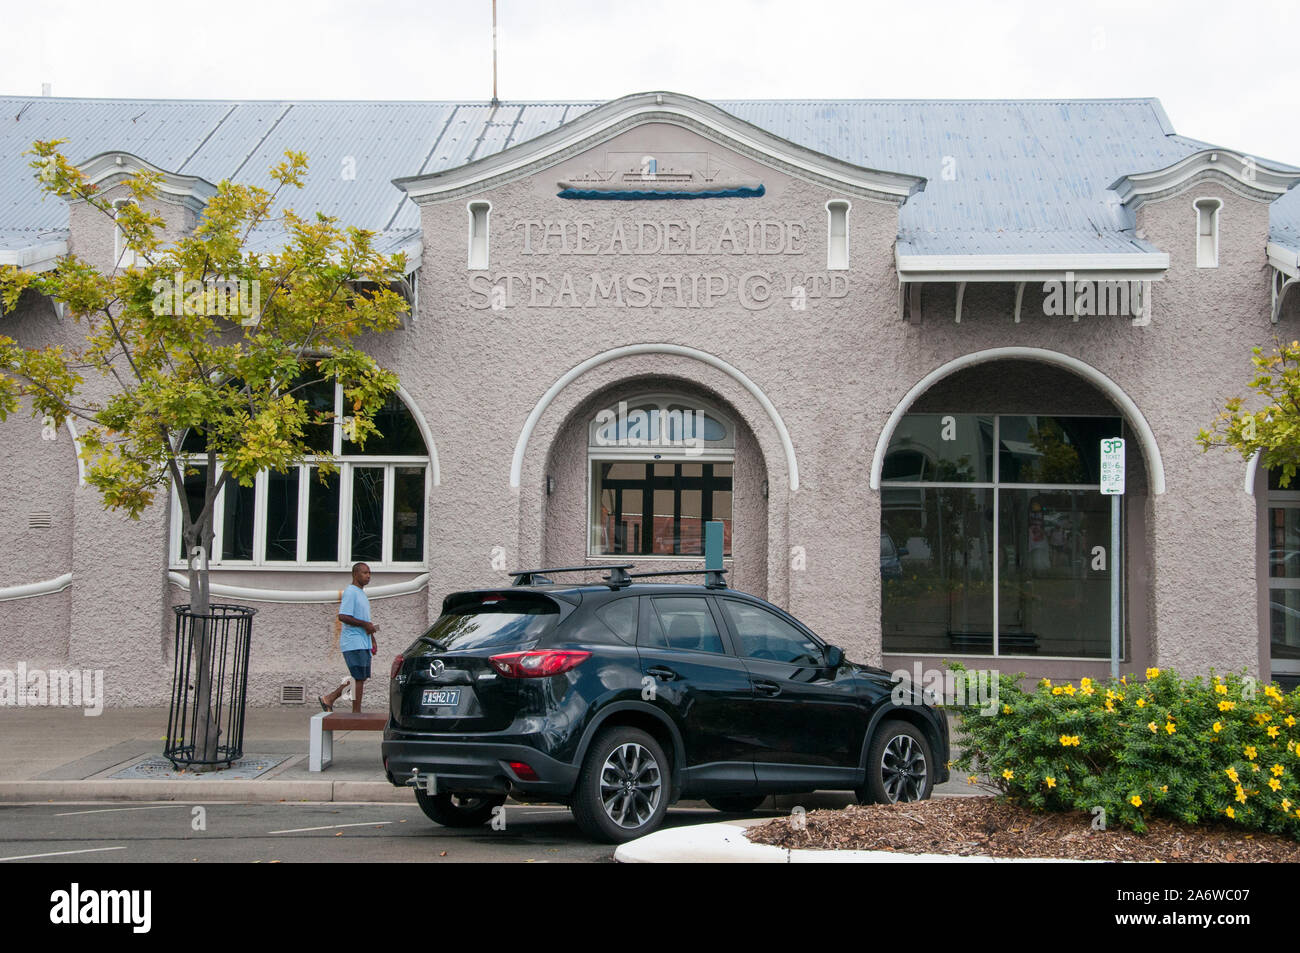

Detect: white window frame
[467, 200, 491, 270]
[168, 384, 430, 571]
[1193, 196, 1222, 269]
[113, 198, 141, 269]
[586, 394, 736, 560]
[826, 199, 850, 270]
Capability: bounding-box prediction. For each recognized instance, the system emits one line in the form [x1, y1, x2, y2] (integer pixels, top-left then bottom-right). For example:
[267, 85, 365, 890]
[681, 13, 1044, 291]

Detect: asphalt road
[0, 800, 768, 863]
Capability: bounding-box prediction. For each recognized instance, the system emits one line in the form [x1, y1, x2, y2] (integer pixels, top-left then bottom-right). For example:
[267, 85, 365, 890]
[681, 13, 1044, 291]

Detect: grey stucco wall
[3, 115, 1292, 713]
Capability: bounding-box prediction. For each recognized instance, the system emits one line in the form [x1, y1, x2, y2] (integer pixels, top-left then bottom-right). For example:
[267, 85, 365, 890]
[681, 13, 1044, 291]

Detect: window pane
[392, 466, 424, 562]
[306, 467, 340, 562]
[998, 489, 1112, 657]
[1269, 589, 1300, 661]
[650, 597, 725, 654]
[882, 415, 993, 483]
[295, 374, 336, 454]
[882, 488, 994, 654]
[591, 460, 732, 557]
[177, 464, 207, 555]
[351, 467, 385, 563]
[221, 479, 255, 560]
[265, 469, 300, 561]
[998, 416, 1121, 485]
[1268, 507, 1300, 579]
[343, 393, 425, 456]
[597, 598, 638, 644]
[722, 600, 821, 663]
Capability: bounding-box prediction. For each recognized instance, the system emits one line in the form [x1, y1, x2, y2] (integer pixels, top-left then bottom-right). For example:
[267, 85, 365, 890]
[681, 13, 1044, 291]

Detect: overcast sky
[4, 0, 1299, 163]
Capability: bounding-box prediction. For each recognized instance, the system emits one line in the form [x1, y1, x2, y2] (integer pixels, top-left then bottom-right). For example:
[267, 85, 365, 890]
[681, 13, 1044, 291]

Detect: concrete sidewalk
[0, 707, 984, 805]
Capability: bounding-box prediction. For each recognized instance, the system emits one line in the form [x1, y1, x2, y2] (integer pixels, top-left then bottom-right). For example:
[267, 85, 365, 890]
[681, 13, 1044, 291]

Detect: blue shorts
[342, 649, 372, 681]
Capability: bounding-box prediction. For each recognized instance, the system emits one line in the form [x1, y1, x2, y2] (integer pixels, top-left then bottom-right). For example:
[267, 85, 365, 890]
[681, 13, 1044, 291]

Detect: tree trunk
[187, 463, 221, 772]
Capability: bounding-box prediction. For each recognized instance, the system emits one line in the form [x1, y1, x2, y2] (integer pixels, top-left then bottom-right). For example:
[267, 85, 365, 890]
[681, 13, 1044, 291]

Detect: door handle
[647, 666, 678, 681]
[753, 679, 781, 696]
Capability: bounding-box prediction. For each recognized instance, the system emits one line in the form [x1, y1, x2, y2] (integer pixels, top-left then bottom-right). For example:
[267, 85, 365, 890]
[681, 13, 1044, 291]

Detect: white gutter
[0, 573, 73, 602]
[896, 251, 1169, 283]
[167, 572, 429, 604]
[0, 240, 68, 273]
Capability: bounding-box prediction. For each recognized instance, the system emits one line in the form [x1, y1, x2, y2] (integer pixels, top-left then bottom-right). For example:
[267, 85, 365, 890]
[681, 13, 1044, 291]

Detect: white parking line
[0, 846, 126, 862]
[55, 805, 193, 817]
[268, 821, 393, 834]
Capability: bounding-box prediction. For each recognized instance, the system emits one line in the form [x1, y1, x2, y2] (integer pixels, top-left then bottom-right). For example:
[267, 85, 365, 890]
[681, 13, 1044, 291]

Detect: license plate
[422, 688, 461, 707]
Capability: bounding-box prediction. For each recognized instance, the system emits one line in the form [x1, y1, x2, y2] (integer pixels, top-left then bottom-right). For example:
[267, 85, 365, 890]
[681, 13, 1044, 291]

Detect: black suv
[382, 565, 948, 843]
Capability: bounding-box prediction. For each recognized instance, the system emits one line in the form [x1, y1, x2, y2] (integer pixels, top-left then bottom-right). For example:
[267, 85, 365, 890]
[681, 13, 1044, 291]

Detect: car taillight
[509, 761, 540, 781]
[489, 650, 591, 678]
[389, 654, 405, 680]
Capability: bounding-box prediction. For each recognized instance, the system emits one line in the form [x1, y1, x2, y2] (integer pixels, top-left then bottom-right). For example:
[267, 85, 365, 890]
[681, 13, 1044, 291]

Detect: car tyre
[857, 720, 933, 804]
[572, 726, 670, 843]
[704, 795, 767, 813]
[414, 788, 506, 828]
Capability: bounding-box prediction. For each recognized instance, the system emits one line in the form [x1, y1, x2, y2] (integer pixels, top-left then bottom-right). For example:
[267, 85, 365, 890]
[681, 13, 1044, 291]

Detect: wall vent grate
[279, 685, 306, 705]
[28, 512, 52, 529]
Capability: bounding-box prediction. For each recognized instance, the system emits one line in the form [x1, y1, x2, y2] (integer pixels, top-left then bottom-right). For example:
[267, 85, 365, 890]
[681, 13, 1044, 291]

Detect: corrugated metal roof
[0, 94, 1292, 258]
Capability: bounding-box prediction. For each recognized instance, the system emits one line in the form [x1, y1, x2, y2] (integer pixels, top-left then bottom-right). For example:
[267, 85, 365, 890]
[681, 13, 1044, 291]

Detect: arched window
[1194, 197, 1222, 268]
[113, 198, 140, 268]
[170, 377, 429, 568]
[587, 395, 734, 558]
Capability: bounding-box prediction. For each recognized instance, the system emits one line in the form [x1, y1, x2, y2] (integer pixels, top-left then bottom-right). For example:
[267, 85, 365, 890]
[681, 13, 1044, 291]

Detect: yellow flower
[1226, 767, 1239, 783]
[1040, 678, 1052, 689]
[1052, 687, 1063, 696]
[1002, 769, 1014, 780]
[1284, 799, 1293, 812]
[1252, 764, 1261, 773]
[1062, 683, 1076, 696]
[1148, 722, 1159, 733]
[1165, 721, 1176, 734]
[1215, 683, 1229, 696]
[1265, 685, 1283, 702]
[1255, 712, 1273, 724]
[1225, 806, 1236, 819]
[1146, 667, 1160, 679]
[1161, 785, 1168, 793]
[1286, 715, 1296, 728]
[1269, 778, 1282, 792]
[1002, 705, 1012, 715]
[1219, 700, 1236, 711]
[1273, 764, 1285, 777]
[1106, 689, 1118, 701]
[1045, 777, 1056, 789]
[1120, 675, 1127, 685]
[1213, 722, 1223, 733]
[1268, 725, 1281, 739]
[1236, 785, 1248, 803]
[1136, 698, 1146, 708]
[1245, 745, 1258, 760]
[967, 775, 978, 785]
[1104, 700, 1115, 712]
[1129, 795, 1143, 807]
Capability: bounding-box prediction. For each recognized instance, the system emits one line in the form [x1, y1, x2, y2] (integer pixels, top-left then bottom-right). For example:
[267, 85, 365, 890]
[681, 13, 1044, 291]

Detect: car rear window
[422, 593, 560, 650]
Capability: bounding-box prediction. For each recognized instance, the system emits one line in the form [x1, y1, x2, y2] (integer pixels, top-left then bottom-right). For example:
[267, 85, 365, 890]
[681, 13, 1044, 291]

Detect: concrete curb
[613, 821, 1100, 863]
[0, 780, 416, 803]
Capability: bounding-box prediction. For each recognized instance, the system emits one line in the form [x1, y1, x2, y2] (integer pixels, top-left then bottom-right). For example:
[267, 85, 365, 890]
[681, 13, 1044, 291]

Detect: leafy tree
[1198, 340, 1300, 486]
[0, 141, 410, 766]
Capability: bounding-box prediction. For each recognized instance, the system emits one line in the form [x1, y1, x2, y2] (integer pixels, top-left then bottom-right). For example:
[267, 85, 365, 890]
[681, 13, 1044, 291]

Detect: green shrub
[949, 664, 1300, 838]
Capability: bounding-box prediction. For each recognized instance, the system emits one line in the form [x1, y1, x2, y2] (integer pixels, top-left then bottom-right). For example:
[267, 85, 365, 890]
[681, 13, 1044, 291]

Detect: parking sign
[1100, 437, 1125, 495]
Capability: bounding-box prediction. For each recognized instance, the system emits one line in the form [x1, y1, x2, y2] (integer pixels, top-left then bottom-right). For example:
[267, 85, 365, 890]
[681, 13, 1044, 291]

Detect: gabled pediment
[76, 151, 217, 211]
[1110, 148, 1300, 209]
[394, 91, 926, 204]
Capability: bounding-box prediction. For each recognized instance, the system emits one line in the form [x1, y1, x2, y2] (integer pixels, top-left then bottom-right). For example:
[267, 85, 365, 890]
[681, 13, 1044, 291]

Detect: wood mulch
[743, 796, 1300, 862]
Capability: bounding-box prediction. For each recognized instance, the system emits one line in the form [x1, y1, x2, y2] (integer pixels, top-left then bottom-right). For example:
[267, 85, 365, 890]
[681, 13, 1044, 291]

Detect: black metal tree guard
[165, 603, 255, 769]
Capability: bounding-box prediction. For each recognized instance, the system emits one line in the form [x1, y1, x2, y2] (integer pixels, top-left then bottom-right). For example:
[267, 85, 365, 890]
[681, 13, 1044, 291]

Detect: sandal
[318, 695, 333, 712]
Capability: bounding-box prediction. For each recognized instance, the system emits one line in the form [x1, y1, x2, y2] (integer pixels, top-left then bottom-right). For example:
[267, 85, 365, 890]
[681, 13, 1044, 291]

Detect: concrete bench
[309, 711, 387, 772]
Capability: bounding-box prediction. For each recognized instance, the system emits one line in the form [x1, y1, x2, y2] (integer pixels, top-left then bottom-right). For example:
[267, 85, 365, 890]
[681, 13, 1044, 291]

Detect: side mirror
[824, 645, 844, 668]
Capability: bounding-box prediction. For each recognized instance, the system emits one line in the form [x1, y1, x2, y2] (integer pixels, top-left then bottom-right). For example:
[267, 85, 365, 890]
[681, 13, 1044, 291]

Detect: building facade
[3, 91, 1300, 707]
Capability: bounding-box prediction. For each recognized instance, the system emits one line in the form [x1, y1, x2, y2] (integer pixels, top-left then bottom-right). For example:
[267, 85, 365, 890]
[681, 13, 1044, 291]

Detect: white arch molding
[510, 343, 800, 491]
[869, 346, 1167, 496]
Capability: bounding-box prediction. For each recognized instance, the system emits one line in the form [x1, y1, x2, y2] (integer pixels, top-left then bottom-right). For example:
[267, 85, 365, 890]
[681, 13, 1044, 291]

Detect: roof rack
[628, 568, 729, 590]
[509, 564, 635, 588]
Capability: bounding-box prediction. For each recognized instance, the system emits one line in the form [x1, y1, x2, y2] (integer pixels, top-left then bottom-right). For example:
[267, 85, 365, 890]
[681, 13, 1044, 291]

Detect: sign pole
[1100, 438, 1126, 680]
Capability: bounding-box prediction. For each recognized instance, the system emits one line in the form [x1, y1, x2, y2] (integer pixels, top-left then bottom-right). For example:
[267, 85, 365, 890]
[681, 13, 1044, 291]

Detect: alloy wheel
[598, 741, 663, 829]
[880, 732, 928, 802]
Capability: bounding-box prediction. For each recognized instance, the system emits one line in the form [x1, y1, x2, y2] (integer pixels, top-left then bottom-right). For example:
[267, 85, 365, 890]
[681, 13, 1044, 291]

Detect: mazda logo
[429, 660, 445, 677]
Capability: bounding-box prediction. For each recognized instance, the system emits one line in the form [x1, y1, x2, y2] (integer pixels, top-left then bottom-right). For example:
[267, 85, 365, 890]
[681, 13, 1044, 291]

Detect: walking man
[319, 562, 377, 713]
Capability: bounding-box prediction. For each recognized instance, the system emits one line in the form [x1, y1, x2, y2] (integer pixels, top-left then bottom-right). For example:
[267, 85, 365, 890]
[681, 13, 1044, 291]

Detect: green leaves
[1199, 339, 1300, 486]
[0, 143, 410, 547]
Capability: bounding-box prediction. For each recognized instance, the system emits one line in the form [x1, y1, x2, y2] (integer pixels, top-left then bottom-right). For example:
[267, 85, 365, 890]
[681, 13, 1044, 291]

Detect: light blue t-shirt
[339, 584, 372, 652]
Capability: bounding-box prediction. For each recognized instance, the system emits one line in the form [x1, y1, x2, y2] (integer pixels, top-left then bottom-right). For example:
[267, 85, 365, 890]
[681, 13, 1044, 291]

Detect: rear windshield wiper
[417, 635, 448, 650]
